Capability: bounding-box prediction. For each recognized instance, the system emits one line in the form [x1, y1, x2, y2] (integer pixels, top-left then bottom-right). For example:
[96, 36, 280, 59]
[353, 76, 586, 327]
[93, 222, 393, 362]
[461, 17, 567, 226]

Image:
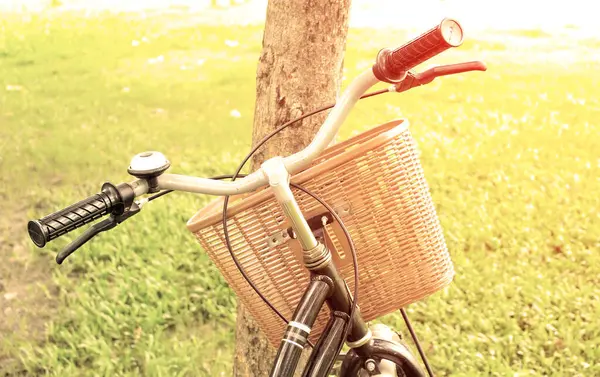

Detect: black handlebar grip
[373, 18, 464, 83]
[27, 182, 131, 248]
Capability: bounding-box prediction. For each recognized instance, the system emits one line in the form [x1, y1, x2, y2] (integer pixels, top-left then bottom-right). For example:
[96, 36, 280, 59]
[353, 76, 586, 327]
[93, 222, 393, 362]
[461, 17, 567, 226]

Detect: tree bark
[233, 0, 351, 376]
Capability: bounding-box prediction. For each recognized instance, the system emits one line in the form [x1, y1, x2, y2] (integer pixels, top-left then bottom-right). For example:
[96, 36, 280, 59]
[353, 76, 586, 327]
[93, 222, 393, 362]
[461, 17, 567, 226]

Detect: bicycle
[27, 18, 486, 377]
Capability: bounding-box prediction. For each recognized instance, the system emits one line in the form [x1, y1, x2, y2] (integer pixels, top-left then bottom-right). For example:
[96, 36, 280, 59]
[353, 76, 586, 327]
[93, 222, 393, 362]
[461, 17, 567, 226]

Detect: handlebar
[27, 182, 135, 247]
[28, 18, 480, 254]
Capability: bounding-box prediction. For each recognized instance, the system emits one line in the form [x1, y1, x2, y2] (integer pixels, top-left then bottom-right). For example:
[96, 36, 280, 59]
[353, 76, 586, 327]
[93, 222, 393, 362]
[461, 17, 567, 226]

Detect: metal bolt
[365, 359, 377, 373]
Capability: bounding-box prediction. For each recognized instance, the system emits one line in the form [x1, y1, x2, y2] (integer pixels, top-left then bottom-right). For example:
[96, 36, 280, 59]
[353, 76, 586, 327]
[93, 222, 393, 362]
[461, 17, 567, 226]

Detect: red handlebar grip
[373, 18, 464, 83]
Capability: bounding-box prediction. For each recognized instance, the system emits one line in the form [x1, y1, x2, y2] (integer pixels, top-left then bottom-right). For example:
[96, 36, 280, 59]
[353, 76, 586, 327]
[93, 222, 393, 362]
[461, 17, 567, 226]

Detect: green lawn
[1, 11, 599, 377]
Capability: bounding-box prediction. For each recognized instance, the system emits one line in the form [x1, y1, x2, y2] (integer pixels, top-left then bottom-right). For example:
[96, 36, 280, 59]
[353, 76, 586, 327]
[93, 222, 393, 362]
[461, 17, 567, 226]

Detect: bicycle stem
[262, 156, 319, 250]
[262, 157, 371, 344]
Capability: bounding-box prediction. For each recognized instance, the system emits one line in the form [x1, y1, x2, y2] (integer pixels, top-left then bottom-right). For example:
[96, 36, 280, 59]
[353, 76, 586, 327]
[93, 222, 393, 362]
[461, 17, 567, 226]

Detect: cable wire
[147, 178, 360, 353]
[226, 88, 389, 174]
[148, 88, 386, 350]
[220, 89, 388, 349]
[147, 175, 243, 202]
[400, 308, 434, 377]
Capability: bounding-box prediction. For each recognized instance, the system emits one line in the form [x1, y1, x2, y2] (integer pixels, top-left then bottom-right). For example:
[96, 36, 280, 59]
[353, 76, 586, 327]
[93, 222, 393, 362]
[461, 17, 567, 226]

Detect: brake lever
[392, 61, 487, 93]
[56, 202, 141, 264]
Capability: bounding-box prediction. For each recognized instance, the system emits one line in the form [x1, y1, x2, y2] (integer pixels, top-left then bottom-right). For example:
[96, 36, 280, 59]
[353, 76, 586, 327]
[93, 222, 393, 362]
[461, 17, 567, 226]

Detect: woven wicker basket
[187, 119, 453, 347]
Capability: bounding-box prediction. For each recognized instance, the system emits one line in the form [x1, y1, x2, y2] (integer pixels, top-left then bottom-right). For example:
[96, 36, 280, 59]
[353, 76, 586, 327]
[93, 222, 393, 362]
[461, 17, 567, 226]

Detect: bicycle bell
[128, 151, 170, 192]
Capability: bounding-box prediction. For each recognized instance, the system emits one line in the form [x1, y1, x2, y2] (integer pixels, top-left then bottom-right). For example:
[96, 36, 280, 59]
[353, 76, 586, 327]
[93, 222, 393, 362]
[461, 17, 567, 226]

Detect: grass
[1, 10, 599, 377]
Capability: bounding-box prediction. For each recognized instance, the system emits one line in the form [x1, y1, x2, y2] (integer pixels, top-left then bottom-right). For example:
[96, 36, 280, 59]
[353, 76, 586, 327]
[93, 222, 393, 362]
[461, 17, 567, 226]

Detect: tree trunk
[233, 0, 351, 376]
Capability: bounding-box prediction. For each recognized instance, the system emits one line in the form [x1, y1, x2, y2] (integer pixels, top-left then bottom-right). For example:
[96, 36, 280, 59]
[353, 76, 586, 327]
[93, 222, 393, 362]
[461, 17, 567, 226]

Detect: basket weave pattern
[187, 120, 454, 347]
